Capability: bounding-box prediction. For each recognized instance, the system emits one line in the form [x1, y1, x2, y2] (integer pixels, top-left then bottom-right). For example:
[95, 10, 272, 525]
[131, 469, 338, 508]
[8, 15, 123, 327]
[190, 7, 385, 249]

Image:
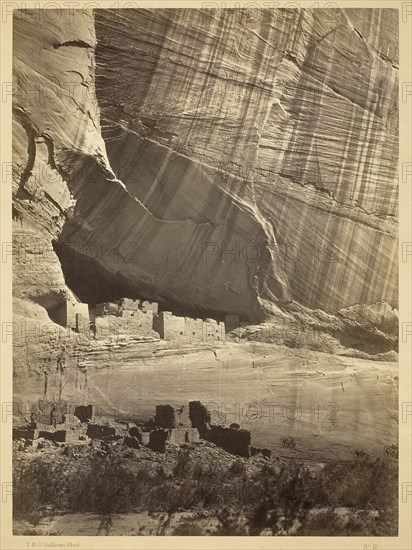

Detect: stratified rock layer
[13, 9, 398, 336]
[93, 8, 398, 315]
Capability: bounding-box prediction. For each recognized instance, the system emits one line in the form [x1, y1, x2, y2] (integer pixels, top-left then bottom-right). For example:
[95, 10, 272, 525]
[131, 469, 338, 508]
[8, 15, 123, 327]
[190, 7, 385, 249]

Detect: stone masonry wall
[154, 311, 225, 343]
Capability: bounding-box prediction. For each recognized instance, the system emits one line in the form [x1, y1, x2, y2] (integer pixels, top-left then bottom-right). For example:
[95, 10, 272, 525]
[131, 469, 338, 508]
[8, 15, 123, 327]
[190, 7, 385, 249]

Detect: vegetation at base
[13, 444, 398, 536]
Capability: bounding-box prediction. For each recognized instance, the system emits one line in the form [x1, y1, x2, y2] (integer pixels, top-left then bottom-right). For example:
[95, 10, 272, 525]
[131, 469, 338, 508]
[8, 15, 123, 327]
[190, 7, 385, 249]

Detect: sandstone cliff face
[93, 7, 398, 317]
[13, 9, 106, 307]
[13, 9, 398, 351]
[12, 9, 106, 375]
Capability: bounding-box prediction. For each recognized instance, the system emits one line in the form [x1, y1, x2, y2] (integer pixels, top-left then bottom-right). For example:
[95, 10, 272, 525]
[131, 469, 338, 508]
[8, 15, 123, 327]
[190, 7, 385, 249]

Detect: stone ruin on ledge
[13, 400, 271, 458]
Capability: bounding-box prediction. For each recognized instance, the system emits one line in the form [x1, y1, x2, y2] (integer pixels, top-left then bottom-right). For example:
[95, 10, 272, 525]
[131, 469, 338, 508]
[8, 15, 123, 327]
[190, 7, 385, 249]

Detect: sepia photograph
[1, 1, 409, 543]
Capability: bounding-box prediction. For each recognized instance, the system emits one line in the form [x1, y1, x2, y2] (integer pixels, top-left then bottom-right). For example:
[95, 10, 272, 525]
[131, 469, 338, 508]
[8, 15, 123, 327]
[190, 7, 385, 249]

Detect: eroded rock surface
[12, 8, 398, 362]
[93, 8, 398, 316]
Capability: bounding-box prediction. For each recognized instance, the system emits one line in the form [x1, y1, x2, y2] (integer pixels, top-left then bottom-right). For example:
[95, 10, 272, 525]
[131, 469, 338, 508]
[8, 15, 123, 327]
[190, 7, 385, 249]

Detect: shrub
[281, 436, 296, 449]
[227, 459, 247, 476]
[247, 461, 313, 535]
[13, 443, 398, 536]
[318, 453, 397, 511]
[384, 444, 398, 460]
[214, 507, 247, 535]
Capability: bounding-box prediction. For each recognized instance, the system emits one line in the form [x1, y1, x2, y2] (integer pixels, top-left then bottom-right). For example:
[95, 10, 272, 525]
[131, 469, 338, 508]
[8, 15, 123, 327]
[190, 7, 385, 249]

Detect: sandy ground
[14, 510, 221, 536]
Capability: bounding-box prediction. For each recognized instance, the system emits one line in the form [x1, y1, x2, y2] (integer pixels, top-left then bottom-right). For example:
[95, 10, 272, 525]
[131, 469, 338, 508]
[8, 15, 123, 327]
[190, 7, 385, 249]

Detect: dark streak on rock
[54, 40, 93, 50]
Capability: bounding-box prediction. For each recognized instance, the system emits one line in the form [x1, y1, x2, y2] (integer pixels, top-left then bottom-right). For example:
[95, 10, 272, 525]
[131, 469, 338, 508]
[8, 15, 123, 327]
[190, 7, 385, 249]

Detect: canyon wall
[93, 8, 398, 317]
[12, 8, 398, 366]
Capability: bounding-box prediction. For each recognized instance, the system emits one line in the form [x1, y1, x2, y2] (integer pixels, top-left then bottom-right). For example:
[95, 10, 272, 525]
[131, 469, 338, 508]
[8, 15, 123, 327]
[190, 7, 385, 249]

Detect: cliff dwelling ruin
[7, 5, 403, 539]
[49, 294, 230, 344]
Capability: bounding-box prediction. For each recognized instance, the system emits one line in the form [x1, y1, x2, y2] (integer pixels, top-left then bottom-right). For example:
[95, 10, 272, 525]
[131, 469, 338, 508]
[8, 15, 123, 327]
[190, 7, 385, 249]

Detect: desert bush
[13, 443, 398, 536]
[22, 527, 62, 535]
[214, 507, 248, 535]
[384, 444, 398, 460]
[353, 449, 369, 460]
[317, 453, 397, 511]
[300, 509, 338, 536]
[173, 448, 191, 477]
[247, 461, 313, 535]
[227, 459, 247, 476]
[281, 436, 296, 449]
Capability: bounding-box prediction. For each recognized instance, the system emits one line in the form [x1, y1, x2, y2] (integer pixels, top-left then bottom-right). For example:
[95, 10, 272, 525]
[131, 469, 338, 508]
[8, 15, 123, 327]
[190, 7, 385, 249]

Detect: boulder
[62, 413, 81, 426]
[36, 438, 55, 450]
[124, 435, 141, 449]
[128, 426, 143, 441]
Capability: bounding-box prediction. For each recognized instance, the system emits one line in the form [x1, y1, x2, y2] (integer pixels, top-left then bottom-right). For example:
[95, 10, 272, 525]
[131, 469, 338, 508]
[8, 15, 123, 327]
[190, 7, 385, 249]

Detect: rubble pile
[13, 401, 271, 458]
